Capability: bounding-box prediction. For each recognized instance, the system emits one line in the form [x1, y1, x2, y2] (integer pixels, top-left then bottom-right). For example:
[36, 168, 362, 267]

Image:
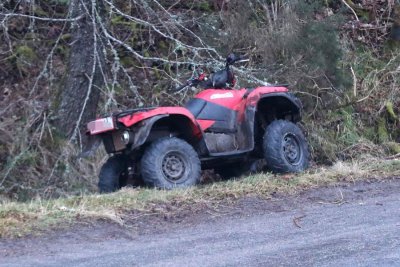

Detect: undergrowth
[0, 0, 400, 201]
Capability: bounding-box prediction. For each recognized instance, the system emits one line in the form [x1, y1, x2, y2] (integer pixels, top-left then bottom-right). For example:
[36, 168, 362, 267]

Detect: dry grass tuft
[1, 158, 400, 238]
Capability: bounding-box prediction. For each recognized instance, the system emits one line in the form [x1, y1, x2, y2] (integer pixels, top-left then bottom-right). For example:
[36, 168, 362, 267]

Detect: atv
[86, 54, 309, 193]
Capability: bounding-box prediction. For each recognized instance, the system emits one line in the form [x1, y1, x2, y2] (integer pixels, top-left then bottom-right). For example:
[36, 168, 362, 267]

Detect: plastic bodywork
[86, 86, 302, 160]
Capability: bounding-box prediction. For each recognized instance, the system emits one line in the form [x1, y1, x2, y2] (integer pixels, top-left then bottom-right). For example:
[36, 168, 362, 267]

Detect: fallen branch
[293, 215, 307, 228]
[385, 153, 400, 160]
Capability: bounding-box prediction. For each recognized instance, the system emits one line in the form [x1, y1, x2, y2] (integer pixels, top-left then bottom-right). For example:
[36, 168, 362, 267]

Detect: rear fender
[253, 92, 302, 122]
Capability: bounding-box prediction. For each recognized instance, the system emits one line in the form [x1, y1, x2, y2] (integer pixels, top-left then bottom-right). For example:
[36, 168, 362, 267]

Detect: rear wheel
[141, 137, 201, 189]
[263, 120, 309, 173]
[98, 155, 128, 193]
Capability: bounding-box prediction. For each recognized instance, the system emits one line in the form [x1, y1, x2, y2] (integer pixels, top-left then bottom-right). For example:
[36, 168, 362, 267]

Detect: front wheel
[141, 137, 201, 189]
[263, 120, 309, 173]
[98, 155, 128, 193]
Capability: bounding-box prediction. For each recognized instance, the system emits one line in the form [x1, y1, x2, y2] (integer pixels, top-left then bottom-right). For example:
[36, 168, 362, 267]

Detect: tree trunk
[388, 4, 400, 49]
[54, 0, 104, 142]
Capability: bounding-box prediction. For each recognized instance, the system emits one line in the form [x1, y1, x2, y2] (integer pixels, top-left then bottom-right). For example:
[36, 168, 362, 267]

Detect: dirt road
[1, 178, 400, 266]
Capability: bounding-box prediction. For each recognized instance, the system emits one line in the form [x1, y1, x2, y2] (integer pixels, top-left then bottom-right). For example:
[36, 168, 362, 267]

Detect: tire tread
[263, 120, 309, 173]
[141, 137, 201, 189]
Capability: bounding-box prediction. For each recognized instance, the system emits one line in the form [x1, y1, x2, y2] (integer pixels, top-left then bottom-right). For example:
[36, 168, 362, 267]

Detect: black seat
[186, 98, 237, 133]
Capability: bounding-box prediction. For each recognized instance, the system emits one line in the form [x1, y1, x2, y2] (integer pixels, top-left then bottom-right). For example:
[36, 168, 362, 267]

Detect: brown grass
[1, 157, 400, 238]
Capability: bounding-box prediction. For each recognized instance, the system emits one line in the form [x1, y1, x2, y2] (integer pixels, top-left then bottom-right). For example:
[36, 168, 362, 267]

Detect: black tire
[263, 120, 309, 173]
[141, 137, 201, 189]
[98, 155, 127, 193]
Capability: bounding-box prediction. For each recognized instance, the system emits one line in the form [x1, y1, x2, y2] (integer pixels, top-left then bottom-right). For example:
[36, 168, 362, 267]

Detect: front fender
[129, 115, 169, 150]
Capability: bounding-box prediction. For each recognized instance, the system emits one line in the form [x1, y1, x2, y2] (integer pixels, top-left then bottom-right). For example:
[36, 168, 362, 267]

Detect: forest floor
[1, 175, 400, 266]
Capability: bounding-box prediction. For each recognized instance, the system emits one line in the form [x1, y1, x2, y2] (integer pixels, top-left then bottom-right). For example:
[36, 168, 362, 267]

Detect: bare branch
[1, 13, 84, 22]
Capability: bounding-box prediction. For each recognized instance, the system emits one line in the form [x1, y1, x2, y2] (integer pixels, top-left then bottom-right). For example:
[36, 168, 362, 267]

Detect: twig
[385, 153, 400, 160]
[341, 0, 359, 21]
[2, 13, 84, 22]
[318, 189, 347, 206]
[350, 66, 357, 97]
[293, 215, 306, 228]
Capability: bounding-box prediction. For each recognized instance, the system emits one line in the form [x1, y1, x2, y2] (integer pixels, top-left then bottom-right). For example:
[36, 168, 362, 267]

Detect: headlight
[121, 131, 131, 145]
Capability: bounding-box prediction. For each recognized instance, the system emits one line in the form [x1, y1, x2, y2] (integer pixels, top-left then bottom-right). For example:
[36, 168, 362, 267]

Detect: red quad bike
[86, 54, 309, 193]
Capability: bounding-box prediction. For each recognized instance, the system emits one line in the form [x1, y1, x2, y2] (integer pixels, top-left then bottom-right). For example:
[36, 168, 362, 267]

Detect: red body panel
[246, 86, 288, 106]
[194, 89, 246, 110]
[117, 107, 202, 137]
[192, 86, 289, 129]
[194, 87, 288, 108]
[93, 86, 289, 135]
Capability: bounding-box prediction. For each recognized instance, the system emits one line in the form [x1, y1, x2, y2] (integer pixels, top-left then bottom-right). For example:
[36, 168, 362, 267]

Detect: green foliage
[290, 20, 351, 89]
[385, 102, 398, 121]
[385, 142, 400, 154]
[377, 118, 389, 143]
[293, 0, 325, 17]
[196, 1, 212, 12]
[221, 0, 351, 94]
[336, 109, 360, 146]
[111, 15, 138, 31]
[10, 45, 38, 75]
[33, 5, 50, 17]
[352, 48, 385, 77]
[16, 45, 36, 63]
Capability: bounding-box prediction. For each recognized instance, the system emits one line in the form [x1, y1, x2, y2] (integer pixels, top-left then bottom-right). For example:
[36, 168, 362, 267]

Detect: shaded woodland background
[1, 0, 400, 201]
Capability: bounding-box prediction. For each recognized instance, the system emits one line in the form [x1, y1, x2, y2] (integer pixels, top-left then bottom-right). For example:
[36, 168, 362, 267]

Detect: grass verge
[1, 158, 400, 238]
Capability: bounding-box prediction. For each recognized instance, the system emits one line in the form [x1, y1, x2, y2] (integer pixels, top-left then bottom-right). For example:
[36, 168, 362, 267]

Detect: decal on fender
[210, 92, 234, 100]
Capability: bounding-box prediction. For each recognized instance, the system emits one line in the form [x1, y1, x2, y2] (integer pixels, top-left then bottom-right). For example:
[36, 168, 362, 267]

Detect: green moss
[385, 102, 398, 121]
[158, 41, 169, 53]
[113, 85, 124, 94]
[363, 126, 377, 141]
[385, 142, 400, 154]
[33, 5, 49, 17]
[15, 45, 37, 74]
[153, 68, 161, 79]
[61, 34, 72, 41]
[17, 151, 38, 167]
[163, 63, 172, 75]
[55, 45, 69, 58]
[197, 2, 212, 12]
[120, 56, 134, 67]
[353, 49, 386, 78]
[377, 118, 389, 143]
[111, 15, 123, 25]
[337, 109, 360, 145]
[111, 15, 137, 32]
[24, 32, 40, 40]
[16, 45, 36, 62]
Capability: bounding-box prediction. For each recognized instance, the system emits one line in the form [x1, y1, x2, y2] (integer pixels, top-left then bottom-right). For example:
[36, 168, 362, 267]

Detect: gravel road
[1, 178, 400, 267]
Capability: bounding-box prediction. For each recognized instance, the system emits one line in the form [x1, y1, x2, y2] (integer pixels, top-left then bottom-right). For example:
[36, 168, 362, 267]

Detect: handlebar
[173, 54, 246, 91]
